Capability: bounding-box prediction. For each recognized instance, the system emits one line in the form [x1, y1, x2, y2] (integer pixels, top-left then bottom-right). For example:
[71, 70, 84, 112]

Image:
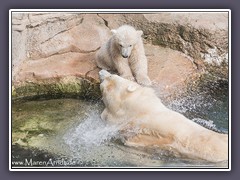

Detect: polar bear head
[99, 70, 156, 120]
[99, 70, 140, 107]
[111, 25, 143, 58]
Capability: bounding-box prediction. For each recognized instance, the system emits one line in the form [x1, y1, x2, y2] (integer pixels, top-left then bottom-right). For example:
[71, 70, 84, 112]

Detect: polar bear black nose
[122, 55, 129, 58]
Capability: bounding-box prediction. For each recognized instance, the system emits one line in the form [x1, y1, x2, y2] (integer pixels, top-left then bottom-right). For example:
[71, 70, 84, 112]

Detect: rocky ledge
[12, 12, 229, 100]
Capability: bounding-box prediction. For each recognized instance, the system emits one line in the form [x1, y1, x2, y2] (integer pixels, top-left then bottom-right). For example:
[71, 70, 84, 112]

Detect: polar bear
[96, 25, 151, 86]
[99, 70, 228, 162]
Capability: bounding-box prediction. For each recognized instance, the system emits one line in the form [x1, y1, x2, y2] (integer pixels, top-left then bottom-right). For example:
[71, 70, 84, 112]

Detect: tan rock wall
[11, 12, 229, 99]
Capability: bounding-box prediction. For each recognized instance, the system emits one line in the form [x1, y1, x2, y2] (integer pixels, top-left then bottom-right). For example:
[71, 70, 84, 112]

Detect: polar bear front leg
[114, 57, 135, 81]
[130, 58, 152, 86]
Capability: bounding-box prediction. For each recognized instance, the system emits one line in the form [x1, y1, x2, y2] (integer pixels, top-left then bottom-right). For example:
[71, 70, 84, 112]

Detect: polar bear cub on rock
[96, 25, 151, 86]
[99, 70, 228, 162]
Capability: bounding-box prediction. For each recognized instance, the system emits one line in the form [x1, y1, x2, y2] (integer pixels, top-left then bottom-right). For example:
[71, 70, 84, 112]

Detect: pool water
[11, 86, 229, 168]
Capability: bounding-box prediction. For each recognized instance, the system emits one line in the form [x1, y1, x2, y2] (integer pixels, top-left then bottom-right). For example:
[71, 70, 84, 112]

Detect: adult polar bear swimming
[99, 70, 228, 162]
[96, 25, 151, 86]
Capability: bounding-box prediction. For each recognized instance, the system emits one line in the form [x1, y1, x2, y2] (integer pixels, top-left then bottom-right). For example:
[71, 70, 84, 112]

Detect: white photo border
[9, 9, 231, 171]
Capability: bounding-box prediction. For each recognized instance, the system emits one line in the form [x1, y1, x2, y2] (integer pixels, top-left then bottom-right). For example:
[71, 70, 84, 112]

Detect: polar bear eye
[119, 44, 123, 47]
[129, 45, 132, 47]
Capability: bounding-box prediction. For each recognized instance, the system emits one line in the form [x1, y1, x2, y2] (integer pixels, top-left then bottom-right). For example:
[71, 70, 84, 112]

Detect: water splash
[63, 110, 120, 151]
[192, 118, 217, 129]
[166, 92, 228, 133]
[191, 117, 226, 133]
[167, 93, 215, 114]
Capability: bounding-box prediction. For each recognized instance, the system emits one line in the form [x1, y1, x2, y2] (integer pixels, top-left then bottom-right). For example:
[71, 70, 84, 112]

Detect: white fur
[99, 70, 228, 162]
[127, 85, 137, 92]
[96, 25, 151, 86]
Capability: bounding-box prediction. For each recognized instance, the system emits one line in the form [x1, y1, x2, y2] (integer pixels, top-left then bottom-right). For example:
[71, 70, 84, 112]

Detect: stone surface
[12, 13, 111, 78]
[26, 14, 110, 60]
[11, 12, 228, 99]
[145, 44, 199, 97]
[15, 52, 97, 83]
[98, 13, 229, 68]
[13, 43, 199, 99]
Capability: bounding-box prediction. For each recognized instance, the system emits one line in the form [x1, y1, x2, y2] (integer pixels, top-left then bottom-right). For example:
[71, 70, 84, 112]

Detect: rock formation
[11, 12, 229, 100]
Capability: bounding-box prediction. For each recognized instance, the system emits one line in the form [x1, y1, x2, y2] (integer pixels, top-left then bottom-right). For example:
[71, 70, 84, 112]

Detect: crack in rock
[39, 17, 84, 45]
[27, 14, 83, 28]
[40, 18, 84, 45]
[97, 14, 111, 30]
[37, 47, 100, 60]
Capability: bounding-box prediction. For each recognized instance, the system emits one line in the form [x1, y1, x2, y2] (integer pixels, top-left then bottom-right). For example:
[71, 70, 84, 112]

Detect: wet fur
[99, 71, 228, 162]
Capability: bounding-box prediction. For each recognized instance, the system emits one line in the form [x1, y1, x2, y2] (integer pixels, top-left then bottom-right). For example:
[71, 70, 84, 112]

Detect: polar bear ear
[111, 29, 117, 34]
[137, 30, 143, 37]
[127, 85, 137, 92]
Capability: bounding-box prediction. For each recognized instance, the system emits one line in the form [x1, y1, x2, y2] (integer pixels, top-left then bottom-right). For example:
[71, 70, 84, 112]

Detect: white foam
[63, 110, 120, 151]
[168, 94, 214, 113]
[192, 118, 217, 130]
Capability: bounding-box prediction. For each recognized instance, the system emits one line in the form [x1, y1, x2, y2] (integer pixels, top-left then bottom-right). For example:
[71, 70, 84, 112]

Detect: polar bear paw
[136, 76, 152, 86]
